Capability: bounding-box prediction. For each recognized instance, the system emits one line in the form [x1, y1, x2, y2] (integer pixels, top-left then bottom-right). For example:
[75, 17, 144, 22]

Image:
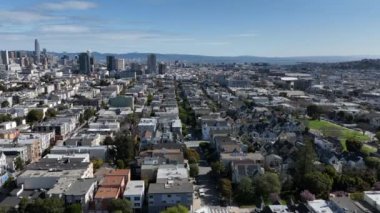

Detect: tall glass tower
[34, 39, 40, 64]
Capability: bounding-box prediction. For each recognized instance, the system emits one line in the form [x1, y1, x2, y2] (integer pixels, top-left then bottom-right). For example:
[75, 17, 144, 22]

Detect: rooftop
[148, 182, 193, 194]
[65, 178, 97, 196]
[100, 176, 124, 187]
[95, 187, 120, 199]
[123, 180, 145, 196]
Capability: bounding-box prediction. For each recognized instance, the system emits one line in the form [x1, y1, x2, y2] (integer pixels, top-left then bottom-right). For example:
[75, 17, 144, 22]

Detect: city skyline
[1, 0, 380, 57]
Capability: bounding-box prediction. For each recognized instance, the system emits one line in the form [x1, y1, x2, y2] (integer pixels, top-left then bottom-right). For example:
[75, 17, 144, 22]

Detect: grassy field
[306, 119, 374, 152]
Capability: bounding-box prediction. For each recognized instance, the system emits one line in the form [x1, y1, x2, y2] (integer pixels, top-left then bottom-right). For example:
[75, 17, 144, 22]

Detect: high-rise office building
[106, 55, 115, 71]
[79, 51, 91, 74]
[147, 54, 157, 74]
[115, 58, 125, 71]
[34, 39, 40, 64]
[158, 63, 166, 74]
[0, 50, 9, 65]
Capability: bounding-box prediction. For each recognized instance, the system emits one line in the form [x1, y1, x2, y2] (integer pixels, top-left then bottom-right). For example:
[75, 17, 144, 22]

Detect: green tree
[18, 197, 29, 213]
[109, 131, 135, 165]
[376, 131, 380, 142]
[46, 108, 57, 118]
[15, 156, 25, 170]
[147, 94, 153, 106]
[25, 198, 65, 213]
[0, 114, 12, 123]
[211, 161, 225, 176]
[364, 156, 380, 169]
[304, 171, 333, 198]
[346, 140, 363, 153]
[116, 159, 125, 169]
[26, 109, 43, 124]
[184, 148, 200, 164]
[295, 139, 317, 185]
[65, 203, 82, 213]
[306, 104, 322, 120]
[1, 100, 9, 108]
[189, 164, 199, 177]
[91, 159, 104, 171]
[83, 108, 96, 120]
[235, 176, 255, 205]
[107, 199, 132, 213]
[219, 178, 232, 200]
[254, 172, 281, 200]
[160, 205, 188, 213]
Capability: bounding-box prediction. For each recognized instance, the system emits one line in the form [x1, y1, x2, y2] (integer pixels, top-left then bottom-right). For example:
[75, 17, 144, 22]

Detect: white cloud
[39, 25, 90, 33]
[0, 10, 53, 23]
[41, 1, 97, 10]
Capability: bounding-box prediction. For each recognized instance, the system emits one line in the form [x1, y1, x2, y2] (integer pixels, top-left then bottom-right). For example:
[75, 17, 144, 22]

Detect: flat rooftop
[95, 187, 119, 199]
[124, 180, 144, 196]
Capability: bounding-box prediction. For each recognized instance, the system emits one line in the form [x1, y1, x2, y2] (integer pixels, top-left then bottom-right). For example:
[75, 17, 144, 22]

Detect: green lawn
[306, 119, 372, 151]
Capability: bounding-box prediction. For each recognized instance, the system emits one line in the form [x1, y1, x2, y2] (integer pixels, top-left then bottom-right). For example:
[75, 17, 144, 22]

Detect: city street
[196, 162, 220, 207]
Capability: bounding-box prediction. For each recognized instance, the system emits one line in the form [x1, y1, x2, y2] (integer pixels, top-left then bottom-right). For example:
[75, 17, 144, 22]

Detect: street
[196, 162, 220, 207]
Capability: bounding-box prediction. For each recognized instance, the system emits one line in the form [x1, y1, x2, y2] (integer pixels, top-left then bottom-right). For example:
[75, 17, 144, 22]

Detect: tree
[160, 205, 188, 213]
[116, 159, 125, 169]
[365, 156, 380, 169]
[18, 197, 29, 213]
[15, 156, 24, 170]
[25, 198, 65, 213]
[1, 100, 9, 108]
[211, 161, 225, 176]
[26, 109, 43, 124]
[107, 199, 132, 213]
[65, 203, 82, 213]
[346, 140, 363, 153]
[235, 176, 255, 205]
[306, 104, 322, 120]
[184, 148, 200, 164]
[304, 171, 333, 198]
[0, 114, 12, 123]
[219, 178, 232, 200]
[254, 173, 281, 200]
[295, 139, 317, 185]
[92, 159, 104, 171]
[83, 108, 96, 121]
[147, 94, 153, 106]
[189, 164, 199, 177]
[46, 108, 57, 118]
[376, 131, 380, 142]
[110, 131, 135, 165]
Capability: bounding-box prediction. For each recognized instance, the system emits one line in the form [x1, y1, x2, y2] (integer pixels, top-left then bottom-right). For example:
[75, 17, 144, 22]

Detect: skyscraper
[34, 39, 40, 64]
[79, 52, 91, 74]
[158, 63, 167, 74]
[0, 50, 9, 65]
[147, 54, 157, 74]
[106, 55, 115, 71]
[115, 59, 125, 71]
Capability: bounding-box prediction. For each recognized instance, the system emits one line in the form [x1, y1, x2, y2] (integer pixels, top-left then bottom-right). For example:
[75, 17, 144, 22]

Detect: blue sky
[0, 0, 379, 56]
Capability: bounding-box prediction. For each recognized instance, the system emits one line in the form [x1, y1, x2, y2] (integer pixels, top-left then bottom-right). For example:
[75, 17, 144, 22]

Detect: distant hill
[295, 59, 380, 70]
[52, 52, 380, 65]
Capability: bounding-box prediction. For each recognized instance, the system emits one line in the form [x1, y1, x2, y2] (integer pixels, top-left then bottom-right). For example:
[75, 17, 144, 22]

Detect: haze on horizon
[1, 0, 380, 57]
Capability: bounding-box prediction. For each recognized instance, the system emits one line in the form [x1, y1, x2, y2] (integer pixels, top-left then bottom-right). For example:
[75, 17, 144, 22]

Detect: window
[167, 194, 171, 198]
[134, 197, 140, 201]
[134, 203, 140, 207]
